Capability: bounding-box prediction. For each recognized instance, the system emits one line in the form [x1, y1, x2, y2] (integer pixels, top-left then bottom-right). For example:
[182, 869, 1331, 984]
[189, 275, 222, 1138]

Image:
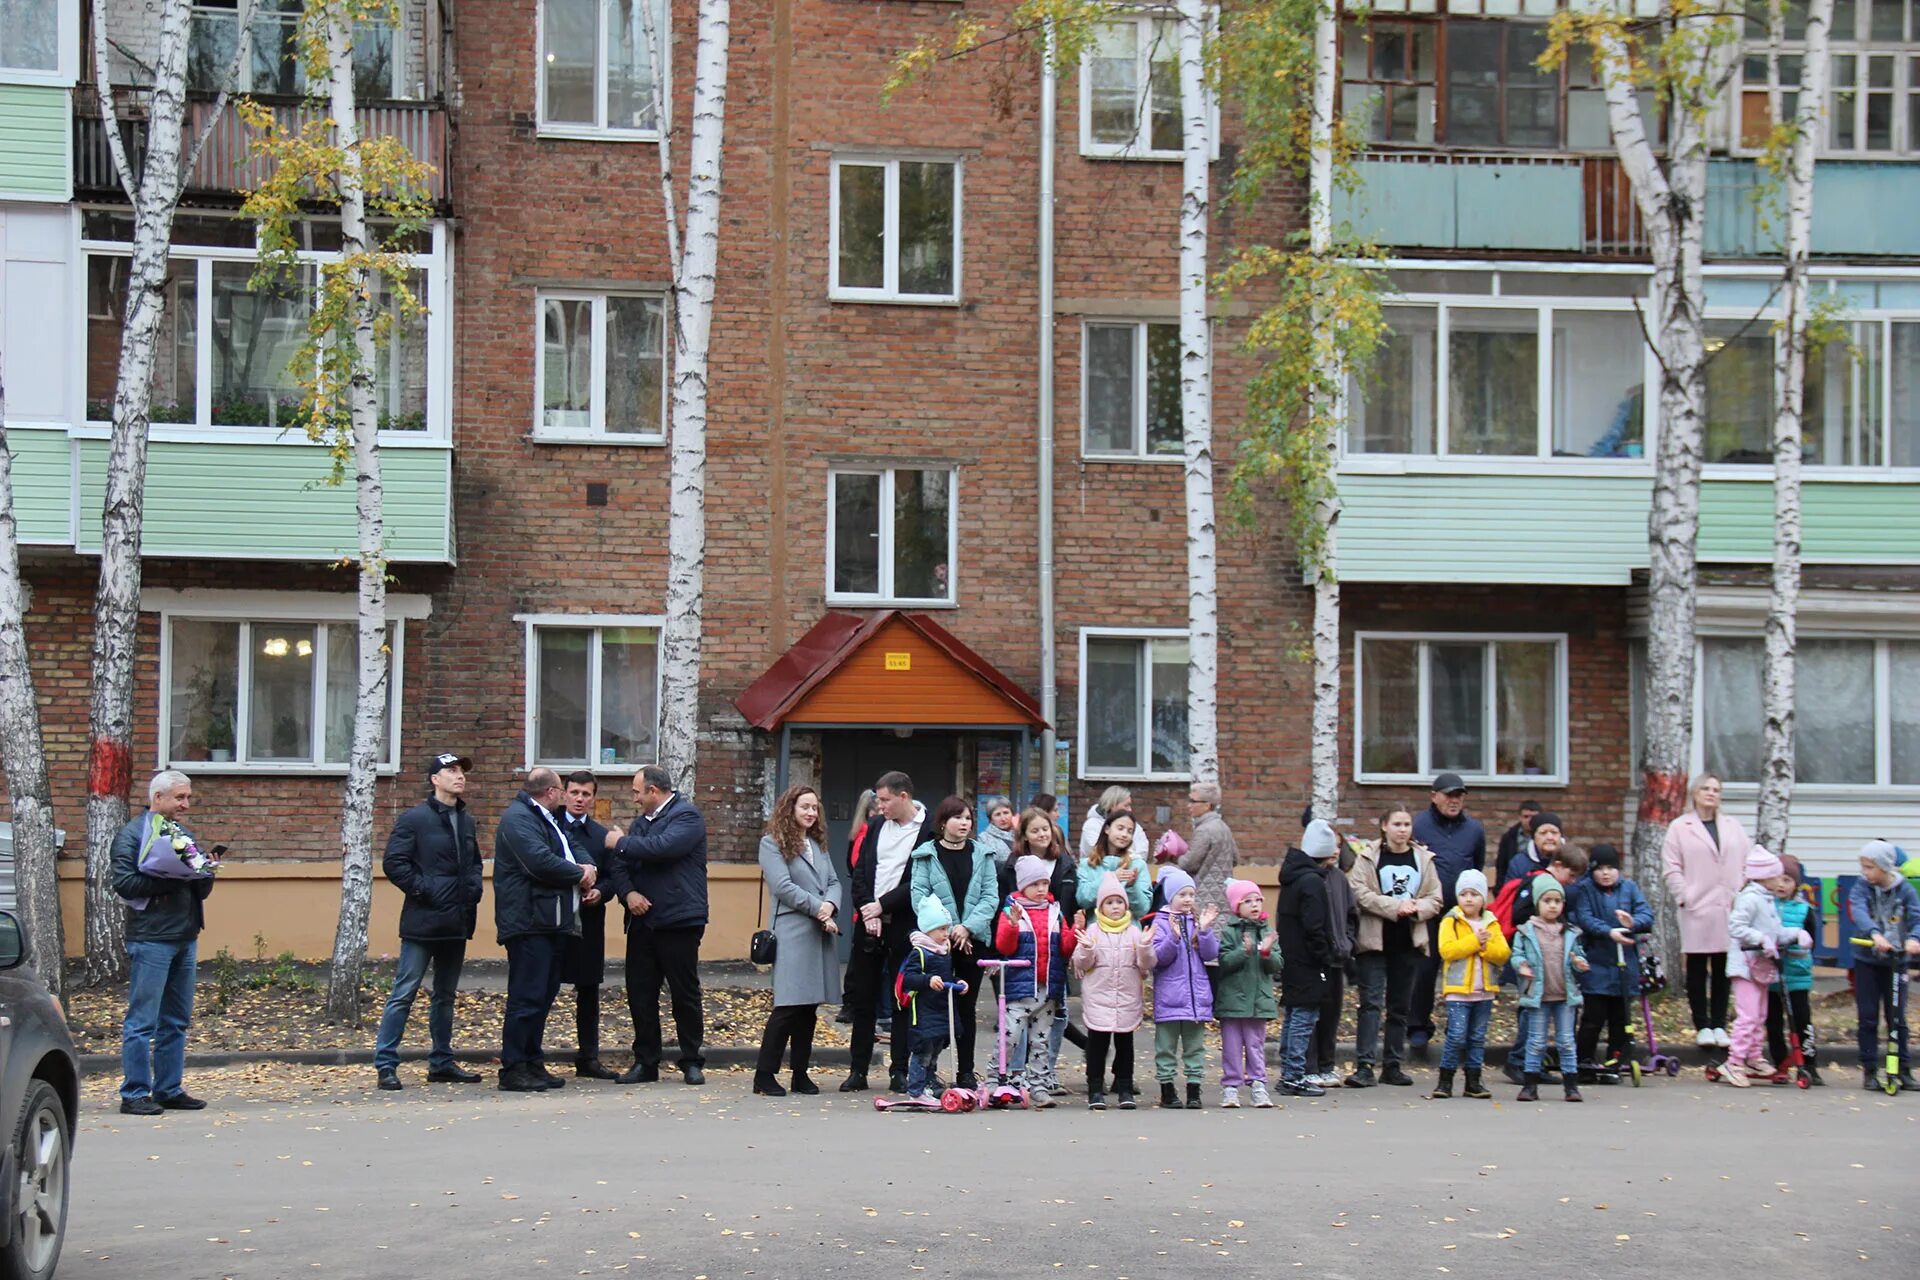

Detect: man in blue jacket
[494, 768, 597, 1092]
[1408, 772, 1487, 1059]
[604, 764, 710, 1085]
[374, 752, 485, 1091]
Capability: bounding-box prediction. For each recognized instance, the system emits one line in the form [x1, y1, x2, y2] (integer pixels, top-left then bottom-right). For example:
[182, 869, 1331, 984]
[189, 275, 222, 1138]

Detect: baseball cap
[1431, 771, 1468, 794]
[428, 752, 473, 778]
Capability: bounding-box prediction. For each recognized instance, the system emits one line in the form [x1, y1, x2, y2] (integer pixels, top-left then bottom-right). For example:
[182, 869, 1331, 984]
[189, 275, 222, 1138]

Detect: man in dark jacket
[842, 771, 936, 1092]
[374, 752, 485, 1091]
[112, 770, 216, 1116]
[603, 764, 710, 1085]
[1275, 820, 1342, 1097]
[559, 771, 616, 1079]
[1494, 800, 1542, 892]
[495, 768, 597, 1092]
[1408, 772, 1488, 1058]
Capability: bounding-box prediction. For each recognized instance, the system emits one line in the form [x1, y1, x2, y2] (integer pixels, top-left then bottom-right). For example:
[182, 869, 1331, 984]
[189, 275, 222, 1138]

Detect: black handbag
[750, 884, 776, 966]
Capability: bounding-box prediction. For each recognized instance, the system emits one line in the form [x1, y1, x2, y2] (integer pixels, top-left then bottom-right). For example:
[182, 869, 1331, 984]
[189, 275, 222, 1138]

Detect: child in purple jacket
[1151, 868, 1221, 1109]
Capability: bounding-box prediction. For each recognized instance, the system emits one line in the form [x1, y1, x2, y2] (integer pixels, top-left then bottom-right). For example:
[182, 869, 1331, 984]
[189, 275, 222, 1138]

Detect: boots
[1863, 1067, 1882, 1092]
[1160, 1082, 1182, 1109]
[789, 1029, 819, 1094]
[1186, 1082, 1204, 1109]
[751, 1073, 787, 1097]
[838, 1072, 869, 1093]
[1428, 1069, 1454, 1099]
[1515, 1073, 1540, 1103]
[1462, 1069, 1491, 1099]
[1563, 1072, 1584, 1102]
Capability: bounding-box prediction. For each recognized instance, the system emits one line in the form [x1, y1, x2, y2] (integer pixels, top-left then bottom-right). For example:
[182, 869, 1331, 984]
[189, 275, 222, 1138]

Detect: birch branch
[91, 10, 138, 202]
[180, 0, 265, 201]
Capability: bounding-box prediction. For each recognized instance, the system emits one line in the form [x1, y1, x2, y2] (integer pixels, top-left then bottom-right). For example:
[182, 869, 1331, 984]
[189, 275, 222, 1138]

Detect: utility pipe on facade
[1038, 23, 1059, 793]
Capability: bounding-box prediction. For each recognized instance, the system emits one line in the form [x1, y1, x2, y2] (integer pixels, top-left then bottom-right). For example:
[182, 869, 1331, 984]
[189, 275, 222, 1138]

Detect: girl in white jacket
[1722, 848, 1807, 1088]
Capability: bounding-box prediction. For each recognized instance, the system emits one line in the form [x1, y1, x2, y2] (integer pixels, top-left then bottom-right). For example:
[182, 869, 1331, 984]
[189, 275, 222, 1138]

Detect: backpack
[1490, 877, 1526, 934]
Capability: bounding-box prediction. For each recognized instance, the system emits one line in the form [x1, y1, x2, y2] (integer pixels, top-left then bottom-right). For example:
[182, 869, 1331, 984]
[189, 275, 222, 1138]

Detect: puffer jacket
[1566, 874, 1654, 997]
[1777, 894, 1817, 993]
[1071, 908, 1155, 1034]
[1726, 880, 1786, 981]
[1211, 915, 1281, 1019]
[993, 894, 1077, 1003]
[1075, 853, 1152, 919]
[1149, 910, 1220, 1022]
[1438, 907, 1510, 996]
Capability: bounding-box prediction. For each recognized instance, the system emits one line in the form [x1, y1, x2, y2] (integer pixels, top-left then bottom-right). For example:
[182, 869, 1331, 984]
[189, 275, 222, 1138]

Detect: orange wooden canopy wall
[785, 616, 1036, 726]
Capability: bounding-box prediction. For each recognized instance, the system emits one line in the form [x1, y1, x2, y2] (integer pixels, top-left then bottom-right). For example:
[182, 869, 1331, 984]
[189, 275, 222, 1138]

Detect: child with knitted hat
[1511, 872, 1589, 1102]
[992, 855, 1078, 1107]
[1849, 839, 1920, 1090]
[1765, 853, 1822, 1086]
[897, 895, 970, 1100]
[1071, 871, 1156, 1110]
[1722, 848, 1799, 1088]
[1212, 878, 1281, 1108]
[1567, 843, 1654, 1077]
[1431, 868, 1509, 1100]
[1150, 866, 1221, 1108]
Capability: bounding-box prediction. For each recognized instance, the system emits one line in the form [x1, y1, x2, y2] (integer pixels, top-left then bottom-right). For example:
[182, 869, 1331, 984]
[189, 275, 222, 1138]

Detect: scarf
[1096, 908, 1135, 934]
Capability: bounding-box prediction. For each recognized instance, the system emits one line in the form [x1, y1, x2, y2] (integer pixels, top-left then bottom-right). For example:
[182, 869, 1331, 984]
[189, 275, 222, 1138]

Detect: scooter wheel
[1629, 1061, 1643, 1088]
[1665, 1061, 1681, 1077]
[940, 1090, 967, 1112]
[1796, 1076, 1810, 1090]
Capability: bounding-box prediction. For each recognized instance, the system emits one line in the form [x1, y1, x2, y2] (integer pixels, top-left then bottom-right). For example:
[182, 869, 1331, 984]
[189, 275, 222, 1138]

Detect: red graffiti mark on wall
[1637, 770, 1689, 825]
[87, 739, 132, 799]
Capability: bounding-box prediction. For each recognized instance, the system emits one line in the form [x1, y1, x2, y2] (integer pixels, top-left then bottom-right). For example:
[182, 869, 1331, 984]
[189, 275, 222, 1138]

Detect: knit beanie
[1302, 819, 1339, 860]
[1530, 811, 1564, 835]
[1745, 847, 1785, 881]
[1861, 839, 1902, 875]
[1587, 843, 1621, 870]
[915, 893, 952, 933]
[1159, 867, 1196, 902]
[1096, 871, 1128, 912]
[1155, 828, 1189, 863]
[1015, 855, 1053, 892]
[1530, 871, 1566, 903]
[1455, 868, 1489, 901]
[1224, 878, 1262, 916]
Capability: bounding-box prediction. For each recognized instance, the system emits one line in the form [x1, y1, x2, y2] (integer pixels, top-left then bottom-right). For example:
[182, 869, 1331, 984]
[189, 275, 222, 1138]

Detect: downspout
[1038, 23, 1058, 794]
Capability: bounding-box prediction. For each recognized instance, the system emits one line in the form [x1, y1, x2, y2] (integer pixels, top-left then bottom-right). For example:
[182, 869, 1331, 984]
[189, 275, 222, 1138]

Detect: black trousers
[1577, 993, 1632, 1063]
[625, 925, 705, 1069]
[1312, 970, 1345, 1075]
[574, 984, 602, 1061]
[502, 934, 567, 1070]
[1407, 922, 1443, 1042]
[1685, 952, 1731, 1030]
[1085, 1029, 1135, 1093]
[948, 948, 984, 1083]
[755, 1004, 820, 1080]
[844, 917, 912, 1079]
[1766, 987, 1815, 1066]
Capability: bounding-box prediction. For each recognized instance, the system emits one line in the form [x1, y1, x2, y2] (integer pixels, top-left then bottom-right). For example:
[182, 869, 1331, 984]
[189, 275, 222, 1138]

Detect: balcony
[1706, 159, 1920, 258]
[1336, 151, 1646, 257]
[74, 97, 450, 203]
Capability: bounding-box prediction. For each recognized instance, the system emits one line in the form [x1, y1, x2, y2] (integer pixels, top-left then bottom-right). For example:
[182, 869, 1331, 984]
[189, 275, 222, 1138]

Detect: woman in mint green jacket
[905, 796, 1001, 1086]
[1076, 811, 1153, 919]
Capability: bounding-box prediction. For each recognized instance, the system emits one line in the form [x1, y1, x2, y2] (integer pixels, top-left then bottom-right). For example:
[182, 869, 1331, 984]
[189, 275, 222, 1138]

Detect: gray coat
[1178, 810, 1240, 916]
[757, 835, 843, 1008]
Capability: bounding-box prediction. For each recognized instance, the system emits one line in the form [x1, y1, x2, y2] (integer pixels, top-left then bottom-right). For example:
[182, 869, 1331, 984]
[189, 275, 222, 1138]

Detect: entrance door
[819, 730, 960, 960]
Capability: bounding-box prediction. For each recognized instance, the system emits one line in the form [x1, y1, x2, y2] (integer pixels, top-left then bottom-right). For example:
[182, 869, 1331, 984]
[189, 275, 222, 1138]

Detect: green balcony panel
[1708, 159, 1920, 258]
[1335, 158, 1581, 253]
[1341, 472, 1920, 583]
[1336, 160, 1457, 249]
[72, 439, 453, 563]
[0, 85, 70, 200]
[4, 427, 72, 545]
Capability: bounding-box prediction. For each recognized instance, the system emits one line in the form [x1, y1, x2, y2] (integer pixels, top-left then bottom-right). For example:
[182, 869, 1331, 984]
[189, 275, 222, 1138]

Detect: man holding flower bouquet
[111, 770, 218, 1116]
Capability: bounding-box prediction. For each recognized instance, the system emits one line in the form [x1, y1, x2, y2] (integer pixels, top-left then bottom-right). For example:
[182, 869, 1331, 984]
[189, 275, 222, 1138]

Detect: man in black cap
[374, 752, 486, 1090]
[558, 771, 617, 1079]
[1408, 771, 1486, 1060]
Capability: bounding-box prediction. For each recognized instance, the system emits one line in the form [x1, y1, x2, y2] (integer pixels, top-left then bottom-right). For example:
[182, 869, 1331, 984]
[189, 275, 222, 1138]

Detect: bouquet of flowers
[126, 816, 220, 912]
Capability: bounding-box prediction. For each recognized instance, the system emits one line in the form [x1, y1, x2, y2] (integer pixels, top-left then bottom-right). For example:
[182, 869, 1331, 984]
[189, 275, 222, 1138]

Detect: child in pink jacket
[1071, 872, 1156, 1111]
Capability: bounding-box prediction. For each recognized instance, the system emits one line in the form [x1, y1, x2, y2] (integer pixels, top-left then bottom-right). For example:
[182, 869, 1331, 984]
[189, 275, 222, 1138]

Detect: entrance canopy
[736, 611, 1048, 732]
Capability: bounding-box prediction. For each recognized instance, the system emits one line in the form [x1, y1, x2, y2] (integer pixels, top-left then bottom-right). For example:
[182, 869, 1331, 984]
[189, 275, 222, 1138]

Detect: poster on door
[976, 739, 1012, 830]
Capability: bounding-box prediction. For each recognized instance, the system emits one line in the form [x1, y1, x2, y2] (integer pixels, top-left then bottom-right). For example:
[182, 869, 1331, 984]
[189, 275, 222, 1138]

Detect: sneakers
[1712, 1027, 1732, 1048]
[1747, 1057, 1775, 1077]
[1378, 1064, 1415, 1087]
[118, 1097, 163, 1116]
[1249, 1081, 1275, 1108]
[1278, 1078, 1326, 1097]
[1308, 1071, 1343, 1089]
[1863, 1067, 1882, 1092]
[1344, 1066, 1377, 1089]
[1221, 1086, 1241, 1109]
[1696, 1028, 1717, 1048]
[1722, 1061, 1751, 1088]
[1117, 1090, 1137, 1110]
[1088, 1092, 1107, 1111]
[1030, 1088, 1056, 1109]
[1896, 1070, 1920, 1092]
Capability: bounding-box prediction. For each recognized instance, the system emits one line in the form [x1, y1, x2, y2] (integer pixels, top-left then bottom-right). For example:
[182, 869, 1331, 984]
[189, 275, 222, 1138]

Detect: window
[163, 617, 400, 769]
[188, 1, 399, 99]
[1083, 321, 1183, 458]
[0, 0, 58, 76]
[1737, 0, 1920, 153]
[1703, 635, 1920, 787]
[534, 292, 668, 442]
[82, 219, 442, 435]
[830, 157, 960, 303]
[1346, 273, 1650, 461]
[538, 0, 667, 137]
[526, 622, 660, 768]
[1355, 633, 1566, 784]
[1083, 15, 1183, 157]
[1079, 631, 1189, 779]
[1705, 313, 1917, 467]
[827, 468, 955, 604]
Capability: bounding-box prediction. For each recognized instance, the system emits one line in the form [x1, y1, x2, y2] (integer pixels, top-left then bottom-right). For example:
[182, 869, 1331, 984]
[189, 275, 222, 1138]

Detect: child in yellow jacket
[1432, 869, 1511, 1100]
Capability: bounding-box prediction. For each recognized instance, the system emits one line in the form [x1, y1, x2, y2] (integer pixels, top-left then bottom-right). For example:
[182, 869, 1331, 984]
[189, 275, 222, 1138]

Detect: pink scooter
[872, 974, 977, 1113]
[974, 958, 1032, 1110]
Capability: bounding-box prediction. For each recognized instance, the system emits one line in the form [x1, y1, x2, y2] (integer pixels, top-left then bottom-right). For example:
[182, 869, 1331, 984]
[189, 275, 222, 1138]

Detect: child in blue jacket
[1851, 840, 1920, 1091]
[1766, 853, 1822, 1085]
[897, 895, 969, 1100]
[1567, 845, 1653, 1073]
[1511, 875, 1590, 1103]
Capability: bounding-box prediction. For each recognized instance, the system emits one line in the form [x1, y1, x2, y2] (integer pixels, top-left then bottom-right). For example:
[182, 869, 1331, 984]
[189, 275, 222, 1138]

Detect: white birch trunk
[1176, 0, 1218, 788]
[84, 0, 200, 984]
[643, 0, 728, 791]
[1755, 0, 1832, 857]
[323, 5, 390, 1025]
[1308, 3, 1341, 820]
[1594, 5, 1740, 971]
[0, 370, 65, 993]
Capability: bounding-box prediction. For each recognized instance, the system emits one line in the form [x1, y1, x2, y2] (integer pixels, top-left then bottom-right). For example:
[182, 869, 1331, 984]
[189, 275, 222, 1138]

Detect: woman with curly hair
[752, 785, 842, 1096]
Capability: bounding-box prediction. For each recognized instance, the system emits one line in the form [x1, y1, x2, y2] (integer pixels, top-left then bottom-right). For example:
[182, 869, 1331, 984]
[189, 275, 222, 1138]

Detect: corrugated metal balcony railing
[1336, 150, 1648, 257]
[74, 97, 449, 203]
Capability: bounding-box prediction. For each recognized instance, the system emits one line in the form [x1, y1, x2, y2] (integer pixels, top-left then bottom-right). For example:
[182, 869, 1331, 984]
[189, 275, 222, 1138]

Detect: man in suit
[494, 767, 597, 1092]
[559, 770, 617, 1080]
[603, 764, 710, 1085]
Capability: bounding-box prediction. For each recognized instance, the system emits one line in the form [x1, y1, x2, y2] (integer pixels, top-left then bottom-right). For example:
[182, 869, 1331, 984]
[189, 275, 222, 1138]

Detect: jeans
[1154, 1019, 1207, 1084]
[1085, 1029, 1135, 1094]
[1439, 998, 1493, 1071]
[1854, 963, 1908, 1070]
[625, 925, 706, 1069]
[1220, 1018, 1268, 1085]
[1524, 999, 1578, 1077]
[1685, 952, 1731, 1030]
[1003, 997, 1055, 1087]
[1280, 1005, 1319, 1083]
[122, 938, 197, 1101]
[502, 934, 567, 1070]
[1355, 948, 1422, 1068]
[374, 939, 466, 1072]
[906, 1034, 949, 1097]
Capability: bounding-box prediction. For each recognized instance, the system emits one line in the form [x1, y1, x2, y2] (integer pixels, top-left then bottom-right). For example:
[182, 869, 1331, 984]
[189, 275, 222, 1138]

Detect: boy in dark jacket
[1275, 820, 1342, 1097]
[1567, 844, 1653, 1074]
[1851, 840, 1920, 1090]
[898, 895, 969, 1099]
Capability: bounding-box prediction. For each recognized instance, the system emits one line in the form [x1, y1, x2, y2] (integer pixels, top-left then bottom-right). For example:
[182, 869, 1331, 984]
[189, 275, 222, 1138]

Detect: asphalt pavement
[62, 1067, 1918, 1280]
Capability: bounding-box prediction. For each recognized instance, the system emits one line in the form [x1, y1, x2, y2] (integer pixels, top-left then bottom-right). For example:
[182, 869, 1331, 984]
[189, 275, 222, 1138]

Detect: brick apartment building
[1, 0, 1917, 958]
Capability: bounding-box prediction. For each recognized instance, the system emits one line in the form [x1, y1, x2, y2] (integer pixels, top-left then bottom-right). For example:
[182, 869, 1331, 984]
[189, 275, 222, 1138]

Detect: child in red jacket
[994, 855, 1079, 1108]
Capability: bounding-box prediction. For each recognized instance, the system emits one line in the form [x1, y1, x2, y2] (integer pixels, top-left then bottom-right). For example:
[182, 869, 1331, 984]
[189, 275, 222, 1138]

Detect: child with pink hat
[1721, 848, 1802, 1088]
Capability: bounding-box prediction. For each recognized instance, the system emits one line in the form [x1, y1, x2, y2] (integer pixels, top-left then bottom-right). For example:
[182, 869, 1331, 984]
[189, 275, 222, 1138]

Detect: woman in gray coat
[752, 784, 842, 1096]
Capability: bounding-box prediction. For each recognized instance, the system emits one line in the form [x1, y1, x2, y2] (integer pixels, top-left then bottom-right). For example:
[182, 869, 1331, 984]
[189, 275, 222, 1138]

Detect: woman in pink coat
[1659, 774, 1751, 1049]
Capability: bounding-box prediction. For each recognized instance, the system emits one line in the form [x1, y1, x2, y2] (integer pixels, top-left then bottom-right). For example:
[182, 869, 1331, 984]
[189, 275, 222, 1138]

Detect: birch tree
[1546, 1, 1743, 968]
[0, 366, 64, 991]
[240, 0, 431, 1022]
[639, 0, 730, 791]
[83, 0, 256, 983]
[1753, 0, 1834, 855]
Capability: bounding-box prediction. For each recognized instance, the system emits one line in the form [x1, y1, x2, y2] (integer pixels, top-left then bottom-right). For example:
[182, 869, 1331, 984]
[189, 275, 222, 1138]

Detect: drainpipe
[1038, 23, 1059, 795]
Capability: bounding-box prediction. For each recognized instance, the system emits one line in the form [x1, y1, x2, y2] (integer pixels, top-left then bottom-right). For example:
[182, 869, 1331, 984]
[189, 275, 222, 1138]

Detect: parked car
[0, 911, 77, 1280]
